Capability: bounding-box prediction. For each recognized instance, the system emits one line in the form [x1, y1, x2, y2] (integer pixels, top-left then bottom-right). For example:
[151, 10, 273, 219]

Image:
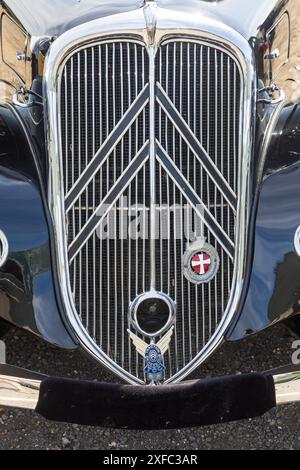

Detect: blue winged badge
[128, 327, 174, 383]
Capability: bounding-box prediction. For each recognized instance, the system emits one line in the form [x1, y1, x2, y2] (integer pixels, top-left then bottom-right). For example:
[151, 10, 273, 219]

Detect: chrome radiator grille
[59, 38, 241, 383]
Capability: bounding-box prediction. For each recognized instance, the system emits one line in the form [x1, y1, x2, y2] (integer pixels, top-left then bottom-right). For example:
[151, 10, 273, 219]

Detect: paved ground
[0, 323, 300, 450]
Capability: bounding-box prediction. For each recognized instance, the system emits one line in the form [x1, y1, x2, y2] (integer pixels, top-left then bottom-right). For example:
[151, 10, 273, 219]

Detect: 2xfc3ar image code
[103, 454, 198, 466]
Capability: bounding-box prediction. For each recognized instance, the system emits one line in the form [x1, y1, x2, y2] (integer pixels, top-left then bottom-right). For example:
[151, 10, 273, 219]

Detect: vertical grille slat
[59, 38, 242, 384]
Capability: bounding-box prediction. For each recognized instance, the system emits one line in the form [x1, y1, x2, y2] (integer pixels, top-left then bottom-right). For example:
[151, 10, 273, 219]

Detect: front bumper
[0, 363, 298, 429]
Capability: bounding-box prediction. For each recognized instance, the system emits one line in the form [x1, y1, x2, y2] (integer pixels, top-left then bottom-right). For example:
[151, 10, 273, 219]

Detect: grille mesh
[59, 39, 241, 382]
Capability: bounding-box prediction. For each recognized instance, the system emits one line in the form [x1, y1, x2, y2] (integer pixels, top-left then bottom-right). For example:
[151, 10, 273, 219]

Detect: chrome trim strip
[256, 98, 288, 184]
[148, 46, 158, 290]
[0, 230, 8, 268]
[44, 5, 256, 385]
[294, 225, 300, 257]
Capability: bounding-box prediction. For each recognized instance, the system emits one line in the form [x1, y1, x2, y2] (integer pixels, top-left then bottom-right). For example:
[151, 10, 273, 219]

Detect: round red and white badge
[183, 239, 220, 285]
[191, 252, 212, 275]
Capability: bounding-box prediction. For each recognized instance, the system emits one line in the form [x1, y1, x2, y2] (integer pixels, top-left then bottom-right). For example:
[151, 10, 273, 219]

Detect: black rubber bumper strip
[36, 373, 276, 429]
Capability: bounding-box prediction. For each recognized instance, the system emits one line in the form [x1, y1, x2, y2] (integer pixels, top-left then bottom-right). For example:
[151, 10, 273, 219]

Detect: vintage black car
[0, 0, 300, 429]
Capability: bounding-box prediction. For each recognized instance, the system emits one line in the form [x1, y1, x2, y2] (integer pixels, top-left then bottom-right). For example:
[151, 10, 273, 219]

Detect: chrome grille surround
[45, 6, 256, 384]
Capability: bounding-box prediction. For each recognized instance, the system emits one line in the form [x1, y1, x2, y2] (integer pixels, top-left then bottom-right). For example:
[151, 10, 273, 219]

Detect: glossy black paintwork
[228, 161, 300, 339]
[0, 0, 300, 348]
[227, 103, 300, 340]
[0, 106, 76, 348]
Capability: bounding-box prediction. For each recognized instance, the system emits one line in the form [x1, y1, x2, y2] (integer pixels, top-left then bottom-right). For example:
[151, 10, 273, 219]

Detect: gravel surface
[0, 323, 300, 450]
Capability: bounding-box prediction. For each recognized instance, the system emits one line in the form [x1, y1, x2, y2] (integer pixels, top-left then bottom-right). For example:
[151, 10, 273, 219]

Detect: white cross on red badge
[191, 252, 211, 275]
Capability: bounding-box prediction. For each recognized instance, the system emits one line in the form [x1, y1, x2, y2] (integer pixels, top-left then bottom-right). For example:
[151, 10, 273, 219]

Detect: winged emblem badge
[128, 326, 174, 384]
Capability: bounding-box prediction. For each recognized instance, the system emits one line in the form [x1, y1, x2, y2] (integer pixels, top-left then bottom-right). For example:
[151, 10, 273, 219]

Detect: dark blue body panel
[228, 162, 300, 339]
[228, 103, 300, 340]
[0, 106, 76, 348]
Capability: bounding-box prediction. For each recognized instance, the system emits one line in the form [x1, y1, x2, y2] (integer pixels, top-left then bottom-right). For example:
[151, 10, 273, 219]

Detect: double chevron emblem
[66, 79, 236, 265]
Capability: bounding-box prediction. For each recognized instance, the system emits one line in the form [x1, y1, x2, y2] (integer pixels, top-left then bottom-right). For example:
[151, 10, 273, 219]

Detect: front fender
[228, 103, 300, 340]
[0, 105, 77, 349]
